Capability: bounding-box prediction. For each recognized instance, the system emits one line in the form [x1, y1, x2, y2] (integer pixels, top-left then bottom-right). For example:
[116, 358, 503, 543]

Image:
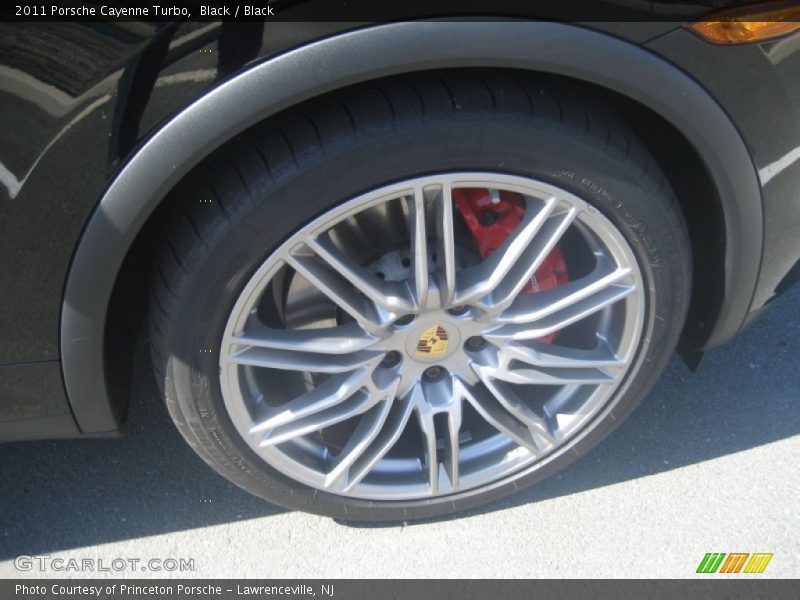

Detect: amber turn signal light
[686, 1, 800, 45]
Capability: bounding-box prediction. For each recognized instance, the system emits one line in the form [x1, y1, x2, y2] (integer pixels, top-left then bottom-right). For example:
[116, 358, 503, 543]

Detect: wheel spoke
[325, 378, 402, 491]
[485, 264, 636, 342]
[324, 378, 409, 491]
[228, 345, 383, 373]
[306, 234, 415, 314]
[417, 414, 439, 493]
[487, 364, 617, 386]
[255, 374, 396, 447]
[307, 234, 416, 314]
[232, 321, 378, 354]
[478, 207, 577, 315]
[454, 196, 559, 305]
[407, 187, 430, 308]
[478, 371, 556, 446]
[492, 339, 625, 385]
[502, 337, 623, 369]
[458, 379, 539, 453]
[285, 252, 384, 332]
[287, 233, 415, 332]
[434, 183, 457, 306]
[325, 400, 393, 489]
[495, 261, 633, 325]
[460, 376, 555, 453]
[249, 368, 372, 437]
[443, 403, 461, 490]
[409, 376, 464, 493]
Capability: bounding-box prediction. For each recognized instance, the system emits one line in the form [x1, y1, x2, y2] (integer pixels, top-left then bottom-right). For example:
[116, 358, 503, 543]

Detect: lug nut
[381, 351, 401, 367]
[447, 305, 468, 316]
[395, 314, 415, 327]
[466, 336, 486, 350]
[423, 366, 442, 380]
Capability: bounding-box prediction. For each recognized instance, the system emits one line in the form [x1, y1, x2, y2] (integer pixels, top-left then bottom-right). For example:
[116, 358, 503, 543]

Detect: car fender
[61, 21, 762, 433]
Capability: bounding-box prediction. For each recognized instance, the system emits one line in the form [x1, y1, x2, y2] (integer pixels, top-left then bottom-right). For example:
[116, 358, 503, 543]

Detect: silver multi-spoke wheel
[151, 77, 692, 519]
[219, 173, 645, 500]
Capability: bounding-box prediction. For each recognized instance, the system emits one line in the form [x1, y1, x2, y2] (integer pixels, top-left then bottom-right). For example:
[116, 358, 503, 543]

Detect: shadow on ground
[0, 340, 287, 560]
[1, 288, 798, 553]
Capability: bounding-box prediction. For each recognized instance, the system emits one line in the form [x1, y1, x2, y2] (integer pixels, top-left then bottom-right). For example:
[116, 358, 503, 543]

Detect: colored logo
[696, 552, 773, 574]
[415, 325, 449, 358]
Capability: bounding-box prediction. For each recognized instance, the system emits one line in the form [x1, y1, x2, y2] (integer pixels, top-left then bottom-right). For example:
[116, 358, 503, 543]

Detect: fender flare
[61, 21, 762, 433]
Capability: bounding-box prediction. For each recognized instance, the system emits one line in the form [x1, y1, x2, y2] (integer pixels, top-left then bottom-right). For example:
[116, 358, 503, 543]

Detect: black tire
[149, 70, 691, 521]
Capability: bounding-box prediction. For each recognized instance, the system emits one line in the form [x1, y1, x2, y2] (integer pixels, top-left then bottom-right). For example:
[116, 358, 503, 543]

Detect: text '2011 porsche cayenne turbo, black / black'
[1, 3, 799, 520]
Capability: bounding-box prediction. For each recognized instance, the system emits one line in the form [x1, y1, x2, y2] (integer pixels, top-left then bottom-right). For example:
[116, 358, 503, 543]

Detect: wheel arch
[61, 21, 762, 433]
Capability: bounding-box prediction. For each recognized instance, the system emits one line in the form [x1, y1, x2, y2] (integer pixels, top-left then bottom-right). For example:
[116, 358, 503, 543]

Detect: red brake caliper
[453, 188, 569, 344]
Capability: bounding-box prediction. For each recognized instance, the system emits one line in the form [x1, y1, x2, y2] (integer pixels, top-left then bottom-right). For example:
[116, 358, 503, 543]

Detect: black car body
[1, 2, 798, 518]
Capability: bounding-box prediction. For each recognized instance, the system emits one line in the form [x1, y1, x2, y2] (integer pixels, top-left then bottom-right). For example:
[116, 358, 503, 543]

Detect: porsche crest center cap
[407, 323, 461, 363]
[416, 325, 449, 358]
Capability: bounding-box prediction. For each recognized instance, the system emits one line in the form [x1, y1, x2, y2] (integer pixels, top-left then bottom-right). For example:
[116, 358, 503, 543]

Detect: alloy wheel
[219, 172, 645, 500]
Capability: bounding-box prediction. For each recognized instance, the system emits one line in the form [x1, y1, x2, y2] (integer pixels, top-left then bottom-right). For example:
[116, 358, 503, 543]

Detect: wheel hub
[407, 320, 459, 361]
[388, 310, 472, 398]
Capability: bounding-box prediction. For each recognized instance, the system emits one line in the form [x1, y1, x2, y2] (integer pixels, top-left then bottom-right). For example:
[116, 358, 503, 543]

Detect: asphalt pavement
[1, 286, 798, 578]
